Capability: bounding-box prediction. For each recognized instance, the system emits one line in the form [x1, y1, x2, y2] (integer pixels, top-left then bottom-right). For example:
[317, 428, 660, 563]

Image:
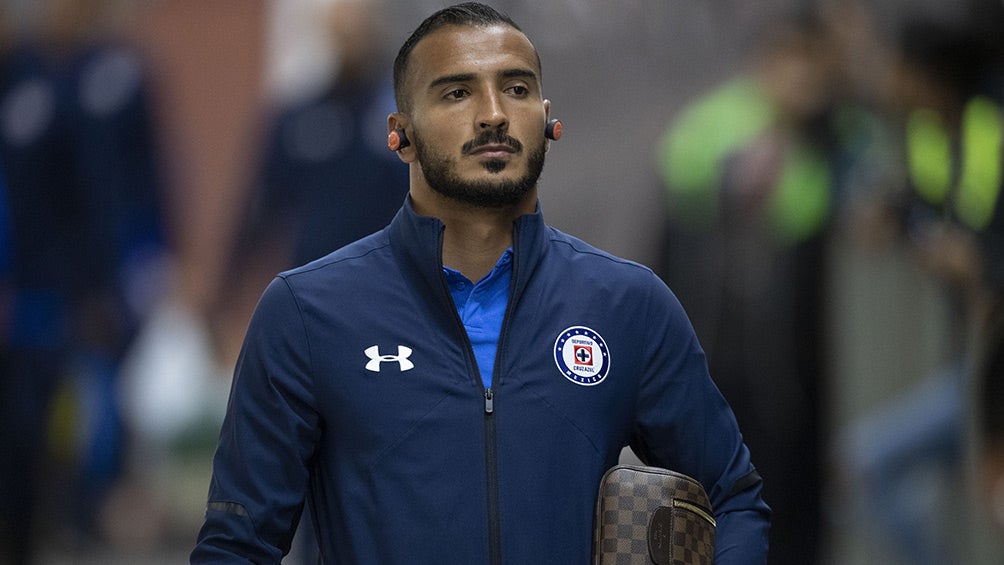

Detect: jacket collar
[387, 195, 548, 304]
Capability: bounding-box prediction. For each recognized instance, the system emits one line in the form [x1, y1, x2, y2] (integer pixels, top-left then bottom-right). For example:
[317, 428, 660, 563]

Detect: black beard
[413, 128, 546, 209]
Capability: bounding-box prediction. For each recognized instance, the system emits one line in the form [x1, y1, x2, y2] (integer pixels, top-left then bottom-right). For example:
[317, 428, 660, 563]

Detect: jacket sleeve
[191, 276, 320, 563]
[629, 277, 771, 565]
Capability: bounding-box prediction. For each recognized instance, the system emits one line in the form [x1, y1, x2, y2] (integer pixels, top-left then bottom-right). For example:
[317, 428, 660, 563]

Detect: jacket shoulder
[279, 230, 392, 281]
[545, 227, 655, 277]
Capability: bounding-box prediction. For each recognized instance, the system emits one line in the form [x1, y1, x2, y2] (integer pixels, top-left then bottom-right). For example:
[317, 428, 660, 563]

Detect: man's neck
[411, 188, 535, 282]
[441, 216, 513, 282]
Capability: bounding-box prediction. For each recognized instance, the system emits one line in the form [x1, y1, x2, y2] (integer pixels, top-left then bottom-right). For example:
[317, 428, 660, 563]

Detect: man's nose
[478, 91, 508, 131]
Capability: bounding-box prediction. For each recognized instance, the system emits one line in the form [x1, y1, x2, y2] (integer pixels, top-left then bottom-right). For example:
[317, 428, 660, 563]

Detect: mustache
[461, 130, 523, 155]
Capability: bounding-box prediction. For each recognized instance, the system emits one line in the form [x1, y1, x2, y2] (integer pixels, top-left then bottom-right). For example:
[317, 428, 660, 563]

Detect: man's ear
[387, 113, 415, 162]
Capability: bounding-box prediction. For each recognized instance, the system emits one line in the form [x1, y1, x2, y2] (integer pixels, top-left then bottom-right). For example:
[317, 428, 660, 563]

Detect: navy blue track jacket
[192, 197, 770, 564]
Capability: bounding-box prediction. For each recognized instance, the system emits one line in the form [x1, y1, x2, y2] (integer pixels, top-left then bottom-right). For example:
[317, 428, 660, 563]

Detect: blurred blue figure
[64, 29, 169, 544]
[0, 1, 168, 560]
[220, 1, 407, 360]
[231, 0, 407, 274]
[0, 36, 88, 565]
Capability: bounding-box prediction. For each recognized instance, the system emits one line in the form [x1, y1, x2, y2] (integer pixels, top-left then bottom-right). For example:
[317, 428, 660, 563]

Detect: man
[191, 3, 769, 563]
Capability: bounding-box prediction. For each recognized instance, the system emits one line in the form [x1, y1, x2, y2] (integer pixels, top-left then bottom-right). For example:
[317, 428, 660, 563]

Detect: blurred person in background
[0, 0, 168, 561]
[221, 0, 407, 344]
[652, 6, 886, 562]
[837, 6, 1004, 563]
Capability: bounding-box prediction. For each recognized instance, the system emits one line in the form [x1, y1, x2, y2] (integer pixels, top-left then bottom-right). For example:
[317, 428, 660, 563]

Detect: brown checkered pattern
[592, 465, 716, 565]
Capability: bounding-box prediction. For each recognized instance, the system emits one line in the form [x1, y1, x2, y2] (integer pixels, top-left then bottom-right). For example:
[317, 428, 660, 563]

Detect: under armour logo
[364, 345, 414, 372]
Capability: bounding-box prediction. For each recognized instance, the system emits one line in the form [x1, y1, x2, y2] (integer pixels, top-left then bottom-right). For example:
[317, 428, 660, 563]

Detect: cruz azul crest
[554, 326, 610, 386]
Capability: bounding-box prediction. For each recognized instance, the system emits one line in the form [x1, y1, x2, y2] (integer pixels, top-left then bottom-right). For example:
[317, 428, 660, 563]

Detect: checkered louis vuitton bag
[592, 465, 716, 565]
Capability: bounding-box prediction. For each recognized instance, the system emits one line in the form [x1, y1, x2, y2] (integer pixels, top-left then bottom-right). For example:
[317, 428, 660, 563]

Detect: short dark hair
[392, 2, 532, 112]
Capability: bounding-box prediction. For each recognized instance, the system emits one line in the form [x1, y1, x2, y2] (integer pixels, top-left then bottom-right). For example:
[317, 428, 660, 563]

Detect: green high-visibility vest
[655, 77, 831, 244]
[907, 96, 1003, 232]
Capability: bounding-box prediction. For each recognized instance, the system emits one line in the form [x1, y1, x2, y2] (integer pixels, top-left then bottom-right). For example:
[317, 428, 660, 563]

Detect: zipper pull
[484, 388, 494, 414]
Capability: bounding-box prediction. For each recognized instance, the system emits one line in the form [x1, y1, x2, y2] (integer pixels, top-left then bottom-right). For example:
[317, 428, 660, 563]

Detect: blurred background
[1, 0, 1003, 563]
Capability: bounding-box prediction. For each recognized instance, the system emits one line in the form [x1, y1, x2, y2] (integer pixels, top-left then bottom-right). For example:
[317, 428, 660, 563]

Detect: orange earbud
[545, 118, 562, 141]
[387, 128, 410, 151]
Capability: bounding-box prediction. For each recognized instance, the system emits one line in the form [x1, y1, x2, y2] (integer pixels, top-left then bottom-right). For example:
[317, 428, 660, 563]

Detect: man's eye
[508, 85, 528, 96]
[446, 89, 468, 100]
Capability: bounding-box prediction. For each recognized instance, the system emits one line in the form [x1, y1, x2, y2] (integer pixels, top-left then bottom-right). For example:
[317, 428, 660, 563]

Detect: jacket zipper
[437, 226, 515, 565]
[484, 387, 501, 565]
[483, 230, 519, 565]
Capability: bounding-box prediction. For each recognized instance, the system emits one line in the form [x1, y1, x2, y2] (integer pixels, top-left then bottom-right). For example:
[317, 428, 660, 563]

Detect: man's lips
[469, 143, 517, 157]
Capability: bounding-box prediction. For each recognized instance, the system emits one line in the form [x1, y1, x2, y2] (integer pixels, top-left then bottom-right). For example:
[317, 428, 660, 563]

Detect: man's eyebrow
[428, 73, 476, 89]
[427, 68, 539, 90]
[499, 68, 538, 82]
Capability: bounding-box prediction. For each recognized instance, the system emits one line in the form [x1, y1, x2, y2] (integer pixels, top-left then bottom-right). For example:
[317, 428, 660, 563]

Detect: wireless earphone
[387, 128, 410, 152]
[545, 118, 562, 141]
[388, 119, 562, 152]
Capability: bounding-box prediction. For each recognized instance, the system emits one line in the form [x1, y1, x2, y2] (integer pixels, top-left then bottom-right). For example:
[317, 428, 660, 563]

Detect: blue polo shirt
[443, 248, 513, 388]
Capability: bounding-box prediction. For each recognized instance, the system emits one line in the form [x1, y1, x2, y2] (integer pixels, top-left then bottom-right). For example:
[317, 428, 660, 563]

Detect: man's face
[401, 24, 549, 208]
